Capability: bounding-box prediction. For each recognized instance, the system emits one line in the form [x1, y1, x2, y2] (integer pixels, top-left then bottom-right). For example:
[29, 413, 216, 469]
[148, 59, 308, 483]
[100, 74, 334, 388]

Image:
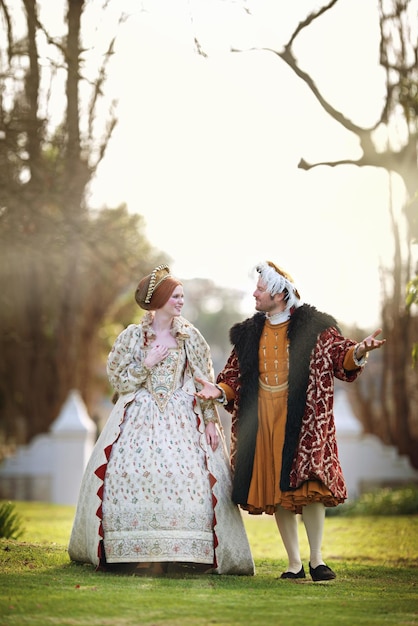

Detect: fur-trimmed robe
[217, 304, 362, 507]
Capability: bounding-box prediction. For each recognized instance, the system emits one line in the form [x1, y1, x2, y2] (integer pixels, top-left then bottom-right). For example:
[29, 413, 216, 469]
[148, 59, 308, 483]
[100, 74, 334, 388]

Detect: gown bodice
[144, 347, 186, 412]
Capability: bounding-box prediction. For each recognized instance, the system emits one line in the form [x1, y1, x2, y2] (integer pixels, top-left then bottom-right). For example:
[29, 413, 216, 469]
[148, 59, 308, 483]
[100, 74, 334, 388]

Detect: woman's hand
[205, 421, 219, 451]
[144, 345, 169, 368]
[194, 377, 222, 400]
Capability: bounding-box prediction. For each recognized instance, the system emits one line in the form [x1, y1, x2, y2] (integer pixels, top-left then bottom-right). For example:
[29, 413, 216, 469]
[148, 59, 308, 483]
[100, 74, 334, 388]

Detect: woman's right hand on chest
[144, 345, 169, 368]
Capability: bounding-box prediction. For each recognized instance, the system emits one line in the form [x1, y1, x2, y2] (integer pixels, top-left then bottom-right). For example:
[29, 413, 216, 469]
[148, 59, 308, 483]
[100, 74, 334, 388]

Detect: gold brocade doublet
[259, 320, 289, 389]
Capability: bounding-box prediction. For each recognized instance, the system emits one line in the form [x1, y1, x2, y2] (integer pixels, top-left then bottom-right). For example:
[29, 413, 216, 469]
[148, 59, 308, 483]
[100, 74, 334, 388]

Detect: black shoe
[280, 566, 306, 579]
[309, 563, 336, 581]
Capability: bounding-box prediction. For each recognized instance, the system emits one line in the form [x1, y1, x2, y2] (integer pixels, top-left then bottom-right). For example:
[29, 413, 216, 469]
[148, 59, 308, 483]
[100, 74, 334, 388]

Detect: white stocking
[274, 506, 302, 573]
[302, 502, 325, 569]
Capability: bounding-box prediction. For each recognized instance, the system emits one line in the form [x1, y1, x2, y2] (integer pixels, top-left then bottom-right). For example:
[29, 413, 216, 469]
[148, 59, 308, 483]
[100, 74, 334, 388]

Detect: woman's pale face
[161, 284, 184, 316]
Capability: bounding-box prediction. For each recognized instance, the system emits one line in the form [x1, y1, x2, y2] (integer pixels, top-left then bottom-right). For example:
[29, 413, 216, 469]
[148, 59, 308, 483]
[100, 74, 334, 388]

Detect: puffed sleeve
[184, 324, 220, 425]
[318, 327, 361, 382]
[106, 324, 150, 394]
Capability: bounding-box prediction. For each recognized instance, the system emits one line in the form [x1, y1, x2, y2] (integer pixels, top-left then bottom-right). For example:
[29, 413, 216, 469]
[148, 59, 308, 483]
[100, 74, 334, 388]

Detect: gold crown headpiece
[144, 264, 172, 304]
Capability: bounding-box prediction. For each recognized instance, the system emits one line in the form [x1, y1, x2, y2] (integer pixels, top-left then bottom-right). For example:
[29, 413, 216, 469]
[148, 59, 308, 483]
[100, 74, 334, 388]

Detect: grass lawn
[0, 502, 417, 626]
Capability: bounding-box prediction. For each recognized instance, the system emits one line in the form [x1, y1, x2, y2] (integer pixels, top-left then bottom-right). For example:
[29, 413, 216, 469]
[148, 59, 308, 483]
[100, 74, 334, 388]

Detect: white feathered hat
[256, 261, 301, 311]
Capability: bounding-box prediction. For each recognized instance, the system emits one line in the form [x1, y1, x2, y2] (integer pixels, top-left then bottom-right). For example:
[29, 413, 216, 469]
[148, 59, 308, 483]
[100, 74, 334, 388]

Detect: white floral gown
[68, 316, 254, 575]
[102, 346, 214, 564]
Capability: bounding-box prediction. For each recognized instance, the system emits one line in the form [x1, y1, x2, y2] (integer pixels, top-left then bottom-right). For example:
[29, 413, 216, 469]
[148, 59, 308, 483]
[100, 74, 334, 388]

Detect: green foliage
[412, 342, 418, 366]
[328, 485, 418, 517]
[0, 501, 24, 539]
[406, 272, 418, 366]
[405, 275, 418, 309]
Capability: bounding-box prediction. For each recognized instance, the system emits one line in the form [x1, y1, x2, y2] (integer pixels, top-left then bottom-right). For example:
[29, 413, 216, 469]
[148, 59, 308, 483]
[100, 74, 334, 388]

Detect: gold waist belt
[259, 377, 288, 392]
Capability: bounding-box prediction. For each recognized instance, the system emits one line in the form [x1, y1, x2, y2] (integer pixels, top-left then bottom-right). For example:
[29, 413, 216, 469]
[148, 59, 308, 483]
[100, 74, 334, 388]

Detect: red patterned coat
[217, 305, 362, 506]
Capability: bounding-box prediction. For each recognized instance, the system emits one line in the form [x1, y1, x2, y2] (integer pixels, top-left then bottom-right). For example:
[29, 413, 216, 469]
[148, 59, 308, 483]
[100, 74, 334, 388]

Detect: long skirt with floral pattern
[101, 347, 214, 564]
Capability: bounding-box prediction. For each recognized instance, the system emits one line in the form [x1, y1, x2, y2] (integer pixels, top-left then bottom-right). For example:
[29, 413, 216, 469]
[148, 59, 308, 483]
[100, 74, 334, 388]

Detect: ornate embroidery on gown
[68, 320, 255, 575]
[101, 347, 214, 564]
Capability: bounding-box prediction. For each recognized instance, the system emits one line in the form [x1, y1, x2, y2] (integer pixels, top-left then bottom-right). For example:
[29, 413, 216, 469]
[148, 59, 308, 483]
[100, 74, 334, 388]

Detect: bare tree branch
[299, 133, 418, 175]
[0, 0, 13, 63]
[286, 0, 339, 48]
[22, 0, 41, 175]
[87, 35, 116, 142]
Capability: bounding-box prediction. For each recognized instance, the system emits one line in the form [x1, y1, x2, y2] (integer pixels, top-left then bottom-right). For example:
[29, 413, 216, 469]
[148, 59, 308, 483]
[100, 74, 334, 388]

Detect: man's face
[253, 277, 285, 314]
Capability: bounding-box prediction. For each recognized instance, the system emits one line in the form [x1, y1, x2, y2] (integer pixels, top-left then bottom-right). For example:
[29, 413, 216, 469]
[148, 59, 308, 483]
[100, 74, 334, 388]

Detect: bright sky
[89, 0, 408, 329]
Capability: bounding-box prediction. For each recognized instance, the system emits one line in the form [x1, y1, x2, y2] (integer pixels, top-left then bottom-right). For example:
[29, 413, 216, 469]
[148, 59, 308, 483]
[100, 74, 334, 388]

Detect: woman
[68, 264, 254, 575]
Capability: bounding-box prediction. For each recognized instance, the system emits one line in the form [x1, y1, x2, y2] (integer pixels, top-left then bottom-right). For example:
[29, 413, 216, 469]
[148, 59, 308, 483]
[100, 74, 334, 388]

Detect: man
[196, 261, 385, 581]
